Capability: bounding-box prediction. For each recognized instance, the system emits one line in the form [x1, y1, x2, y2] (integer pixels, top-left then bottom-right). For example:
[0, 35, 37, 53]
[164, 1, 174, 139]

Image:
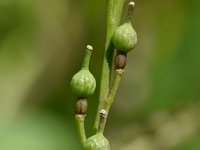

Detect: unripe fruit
[84, 133, 110, 150]
[71, 69, 96, 98]
[112, 21, 137, 53]
[70, 45, 96, 98]
[112, 2, 137, 53]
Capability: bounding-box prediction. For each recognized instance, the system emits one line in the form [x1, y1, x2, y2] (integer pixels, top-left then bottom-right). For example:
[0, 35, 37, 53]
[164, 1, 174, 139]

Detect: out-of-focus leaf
[0, 111, 81, 150]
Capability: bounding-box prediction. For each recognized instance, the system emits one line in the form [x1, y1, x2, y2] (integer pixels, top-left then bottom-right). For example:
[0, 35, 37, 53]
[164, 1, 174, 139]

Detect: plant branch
[95, 69, 124, 133]
[93, 0, 125, 133]
[75, 115, 87, 147]
[102, 69, 124, 131]
[104, 69, 123, 111]
[98, 109, 108, 133]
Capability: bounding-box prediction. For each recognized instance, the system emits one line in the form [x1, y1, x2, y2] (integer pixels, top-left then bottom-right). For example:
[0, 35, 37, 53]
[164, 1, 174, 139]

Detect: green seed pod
[70, 45, 96, 98]
[112, 2, 137, 53]
[71, 69, 96, 98]
[84, 133, 110, 150]
[112, 22, 137, 53]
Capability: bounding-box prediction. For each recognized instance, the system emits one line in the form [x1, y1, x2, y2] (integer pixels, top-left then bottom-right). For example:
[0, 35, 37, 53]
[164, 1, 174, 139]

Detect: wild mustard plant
[70, 1, 137, 149]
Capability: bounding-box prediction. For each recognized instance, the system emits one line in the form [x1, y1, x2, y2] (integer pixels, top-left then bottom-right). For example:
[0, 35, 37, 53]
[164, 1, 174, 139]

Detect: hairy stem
[93, 0, 125, 133]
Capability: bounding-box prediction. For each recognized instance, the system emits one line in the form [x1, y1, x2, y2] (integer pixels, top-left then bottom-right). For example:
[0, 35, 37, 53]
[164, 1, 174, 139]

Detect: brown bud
[74, 99, 88, 115]
[115, 52, 127, 70]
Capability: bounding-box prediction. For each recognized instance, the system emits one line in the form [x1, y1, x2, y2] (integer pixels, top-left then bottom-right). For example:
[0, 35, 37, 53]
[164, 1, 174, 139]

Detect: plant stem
[93, 0, 125, 133]
[101, 69, 123, 130]
[82, 45, 93, 70]
[75, 115, 87, 147]
[98, 109, 108, 133]
[104, 69, 123, 111]
[126, 1, 135, 21]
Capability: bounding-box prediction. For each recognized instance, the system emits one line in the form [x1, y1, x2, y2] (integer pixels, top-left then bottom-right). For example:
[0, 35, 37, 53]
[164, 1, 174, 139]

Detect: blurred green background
[0, 0, 200, 149]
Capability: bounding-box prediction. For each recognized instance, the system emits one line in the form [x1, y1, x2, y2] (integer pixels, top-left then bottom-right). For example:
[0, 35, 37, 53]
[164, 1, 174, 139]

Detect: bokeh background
[0, 0, 200, 149]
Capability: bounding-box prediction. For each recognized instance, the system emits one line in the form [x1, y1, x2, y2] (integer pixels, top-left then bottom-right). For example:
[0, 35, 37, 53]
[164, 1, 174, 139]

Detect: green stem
[104, 70, 123, 111]
[82, 45, 93, 70]
[98, 109, 108, 133]
[101, 69, 123, 130]
[93, 0, 125, 133]
[75, 115, 87, 147]
[126, 1, 135, 21]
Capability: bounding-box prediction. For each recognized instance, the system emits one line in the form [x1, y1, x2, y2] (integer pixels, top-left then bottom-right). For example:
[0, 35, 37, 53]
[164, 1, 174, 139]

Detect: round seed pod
[71, 69, 96, 98]
[112, 2, 137, 53]
[112, 21, 137, 53]
[84, 133, 110, 150]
